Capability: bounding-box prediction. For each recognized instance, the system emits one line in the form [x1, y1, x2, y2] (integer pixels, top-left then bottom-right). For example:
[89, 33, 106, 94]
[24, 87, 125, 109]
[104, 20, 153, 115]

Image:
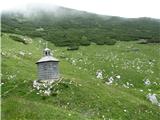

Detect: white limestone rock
[146, 93, 160, 106]
[96, 70, 103, 79]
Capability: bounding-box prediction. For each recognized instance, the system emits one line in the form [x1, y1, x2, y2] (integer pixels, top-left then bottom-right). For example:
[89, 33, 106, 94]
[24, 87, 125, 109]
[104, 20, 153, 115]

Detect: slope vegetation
[1, 33, 160, 120]
[2, 5, 160, 48]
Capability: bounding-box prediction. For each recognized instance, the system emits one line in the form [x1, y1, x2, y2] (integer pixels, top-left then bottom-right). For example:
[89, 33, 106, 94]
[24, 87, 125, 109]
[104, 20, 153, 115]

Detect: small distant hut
[36, 48, 59, 82]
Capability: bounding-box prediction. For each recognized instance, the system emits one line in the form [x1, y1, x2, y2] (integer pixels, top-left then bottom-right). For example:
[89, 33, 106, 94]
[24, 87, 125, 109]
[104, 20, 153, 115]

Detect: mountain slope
[1, 5, 160, 48]
[1, 33, 160, 120]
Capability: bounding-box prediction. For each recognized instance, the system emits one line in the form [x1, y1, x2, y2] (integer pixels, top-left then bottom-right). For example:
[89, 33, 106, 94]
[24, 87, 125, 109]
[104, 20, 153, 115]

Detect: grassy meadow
[1, 33, 160, 120]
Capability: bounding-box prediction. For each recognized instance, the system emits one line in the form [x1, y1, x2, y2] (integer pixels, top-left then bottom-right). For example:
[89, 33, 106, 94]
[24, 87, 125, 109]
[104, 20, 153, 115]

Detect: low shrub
[137, 39, 148, 44]
[67, 45, 79, 51]
[105, 39, 116, 45]
[95, 40, 105, 45]
[147, 39, 160, 43]
[9, 35, 27, 44]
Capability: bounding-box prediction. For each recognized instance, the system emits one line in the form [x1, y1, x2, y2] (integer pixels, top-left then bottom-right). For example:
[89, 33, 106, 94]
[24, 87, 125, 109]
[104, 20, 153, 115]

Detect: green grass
[1, 33, 160, 120]
[2, 97, 89, 120]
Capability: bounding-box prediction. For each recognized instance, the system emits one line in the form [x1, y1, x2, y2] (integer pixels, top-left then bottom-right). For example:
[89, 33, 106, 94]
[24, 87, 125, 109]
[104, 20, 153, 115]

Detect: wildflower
[123, 84, 129, 88]
[102, 115, 105, 119]
[153, 82, 158, 85]
[66, 58, 69, 61]
[149, 62, 152, 65]
[116, 75, 121, 79]
[0, 83, 4, 86]
[140, 89, 143, 92]
[28, 52, 32, 55]
[137, 66, 140, 70]
[72, 60, 76, 65]
[126, 82, 130, 86]
[144, 79, 151, 85]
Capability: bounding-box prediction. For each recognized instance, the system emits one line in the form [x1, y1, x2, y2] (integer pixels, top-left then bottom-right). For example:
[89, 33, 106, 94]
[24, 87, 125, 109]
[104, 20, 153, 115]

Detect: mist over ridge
[2, 3, 160, 47]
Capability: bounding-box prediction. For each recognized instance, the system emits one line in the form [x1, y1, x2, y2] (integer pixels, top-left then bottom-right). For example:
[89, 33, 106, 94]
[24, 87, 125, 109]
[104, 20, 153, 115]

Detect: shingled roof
[36, 48, 59, 64]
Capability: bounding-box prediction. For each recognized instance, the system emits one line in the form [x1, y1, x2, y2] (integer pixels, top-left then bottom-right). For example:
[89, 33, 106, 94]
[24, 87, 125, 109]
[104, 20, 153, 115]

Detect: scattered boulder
[19, 51, 25, 56]
[105, 75, 121, 85]
[96, 70, 103, 79]
[105, 76, 114, 85]
[146, 93, 160, 106]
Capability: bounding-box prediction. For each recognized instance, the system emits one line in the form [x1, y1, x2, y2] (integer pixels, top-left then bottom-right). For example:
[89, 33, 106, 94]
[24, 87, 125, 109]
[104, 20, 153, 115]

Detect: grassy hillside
[2, 5, 160, 48]
[1, 33, 160, 120]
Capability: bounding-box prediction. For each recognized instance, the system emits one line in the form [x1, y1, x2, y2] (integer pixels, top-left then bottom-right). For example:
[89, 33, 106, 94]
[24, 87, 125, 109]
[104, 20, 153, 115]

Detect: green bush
[95, 39, 105, 45]
[80, 40, 90, 46]
[67, 45, 79, 51]
[105, 39, 117, 45]
[79, 36, 91, 46]
[147, 38, 160, 43]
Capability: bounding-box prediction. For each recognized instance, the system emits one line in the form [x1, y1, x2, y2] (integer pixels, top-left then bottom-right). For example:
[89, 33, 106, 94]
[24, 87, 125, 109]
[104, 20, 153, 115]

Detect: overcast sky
[1, 0, 160, 18]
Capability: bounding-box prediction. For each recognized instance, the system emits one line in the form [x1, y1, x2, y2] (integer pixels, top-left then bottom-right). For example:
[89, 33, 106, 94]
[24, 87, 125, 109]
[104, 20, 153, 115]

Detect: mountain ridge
[2, 5, 160, 48]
